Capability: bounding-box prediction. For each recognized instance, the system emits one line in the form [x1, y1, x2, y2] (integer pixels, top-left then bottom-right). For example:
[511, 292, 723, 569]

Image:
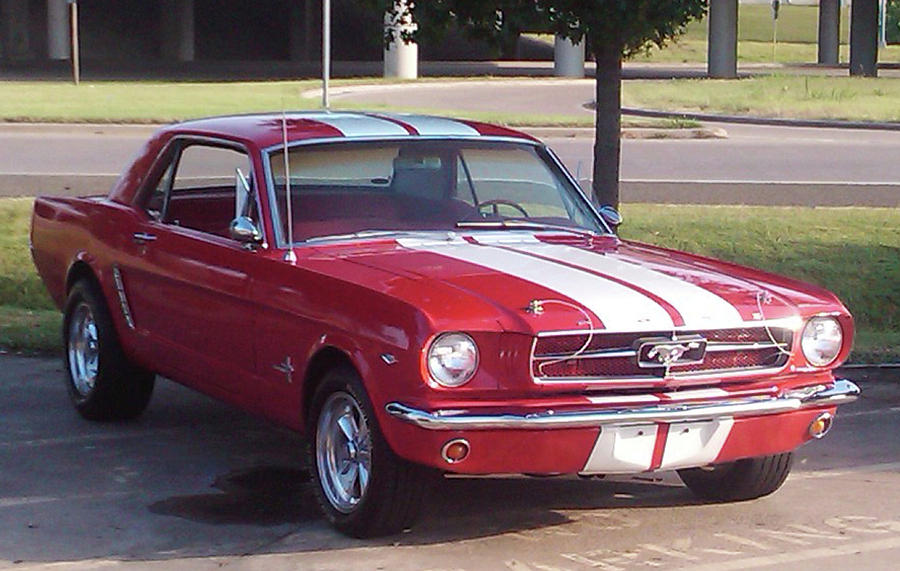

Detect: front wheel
[678, 452, 793, 502]
[63, 279, 155, 421]
[308, 366, 434, 538]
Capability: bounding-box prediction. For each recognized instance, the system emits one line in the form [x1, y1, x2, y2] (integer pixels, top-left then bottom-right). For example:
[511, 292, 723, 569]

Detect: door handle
[132, 232, 157, 245]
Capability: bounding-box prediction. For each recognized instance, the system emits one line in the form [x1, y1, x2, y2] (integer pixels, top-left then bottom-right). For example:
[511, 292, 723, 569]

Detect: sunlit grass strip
[623, 75, 900, 122]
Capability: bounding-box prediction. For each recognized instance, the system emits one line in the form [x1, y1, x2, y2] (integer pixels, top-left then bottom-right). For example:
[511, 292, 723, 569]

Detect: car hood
[311, 232, 844, 335]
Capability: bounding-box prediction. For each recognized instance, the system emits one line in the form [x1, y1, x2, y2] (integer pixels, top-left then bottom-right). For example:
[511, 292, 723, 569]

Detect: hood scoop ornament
[525, 299, 545, 315]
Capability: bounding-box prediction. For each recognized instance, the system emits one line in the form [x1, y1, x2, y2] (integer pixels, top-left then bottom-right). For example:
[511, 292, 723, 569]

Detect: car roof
[166, 111, 538, 148]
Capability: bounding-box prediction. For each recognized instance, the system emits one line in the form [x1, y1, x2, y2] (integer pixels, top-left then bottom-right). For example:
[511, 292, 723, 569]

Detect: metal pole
[708, 0, 738, 79]
[773, 18, 778, 63]
[880, 0, 888, 48]
[70, 1, 80, 85]
[322, 0, 330, 110]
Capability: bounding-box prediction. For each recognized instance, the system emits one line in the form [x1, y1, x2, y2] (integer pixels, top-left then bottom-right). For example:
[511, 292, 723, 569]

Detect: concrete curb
[623, 107, 900, 132]
[0, 174, 119, 198]
[527, 126, 728, 140]
[0, 122, 161, 136]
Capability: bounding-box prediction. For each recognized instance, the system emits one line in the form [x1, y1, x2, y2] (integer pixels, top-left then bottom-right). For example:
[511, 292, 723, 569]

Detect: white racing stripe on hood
[500, 242, 745, 329]
[398, 236, 675, 331]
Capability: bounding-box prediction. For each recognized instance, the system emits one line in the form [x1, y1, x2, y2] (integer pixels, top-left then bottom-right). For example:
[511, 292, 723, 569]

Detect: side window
[152, 143, 256, 238]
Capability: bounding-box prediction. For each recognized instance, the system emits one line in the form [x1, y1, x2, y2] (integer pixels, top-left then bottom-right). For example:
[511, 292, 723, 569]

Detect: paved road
[1, 122, 898, 205]
[3, 122, 900, 183]
[0, 355, 898, 570]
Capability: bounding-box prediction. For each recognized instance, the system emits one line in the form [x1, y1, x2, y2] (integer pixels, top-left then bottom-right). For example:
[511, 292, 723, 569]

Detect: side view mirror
[598, 205, 623, 230]
[229, 216, 262, 244]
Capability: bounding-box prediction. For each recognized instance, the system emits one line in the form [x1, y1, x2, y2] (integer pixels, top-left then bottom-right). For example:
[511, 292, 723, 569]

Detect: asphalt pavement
[0, 355, 897, 569]
[2, 103, 898, 206]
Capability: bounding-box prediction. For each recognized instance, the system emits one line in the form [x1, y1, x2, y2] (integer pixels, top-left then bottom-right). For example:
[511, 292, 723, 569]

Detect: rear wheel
[678, 452, 793, 502]
[63, 279, 155, 421]
[308, 366, 434, 538]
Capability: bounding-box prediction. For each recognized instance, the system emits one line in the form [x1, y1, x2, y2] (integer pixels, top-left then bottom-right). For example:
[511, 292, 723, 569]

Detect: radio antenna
[281, 110, 297, 263]
[322, 0, 331, 110]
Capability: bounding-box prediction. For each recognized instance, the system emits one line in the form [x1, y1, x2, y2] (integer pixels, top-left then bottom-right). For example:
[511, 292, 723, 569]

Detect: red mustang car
[31, 112, 859, 537]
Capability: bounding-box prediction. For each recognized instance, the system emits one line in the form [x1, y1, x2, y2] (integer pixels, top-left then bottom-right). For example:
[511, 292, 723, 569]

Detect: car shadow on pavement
[147, 461, 707, 550]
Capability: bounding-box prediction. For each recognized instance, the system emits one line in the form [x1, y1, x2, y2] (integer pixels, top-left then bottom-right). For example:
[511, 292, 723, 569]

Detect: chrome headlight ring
[427, 332, 479, 387]
[800, 316, 843, 367]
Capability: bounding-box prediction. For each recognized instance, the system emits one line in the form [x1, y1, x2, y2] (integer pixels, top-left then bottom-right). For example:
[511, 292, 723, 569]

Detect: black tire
[63, 279, 155, 421]
[307, 366, 434, 538]
[678, 452, 794, 502]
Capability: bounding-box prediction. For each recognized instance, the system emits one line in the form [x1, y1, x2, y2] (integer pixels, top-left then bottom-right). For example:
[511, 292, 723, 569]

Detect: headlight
[801, 316, 843, 367]
[427, 332, 478, 387]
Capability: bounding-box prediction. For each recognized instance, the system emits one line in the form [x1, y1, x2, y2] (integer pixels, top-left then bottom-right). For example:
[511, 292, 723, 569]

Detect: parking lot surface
[1, 356, 898, 570]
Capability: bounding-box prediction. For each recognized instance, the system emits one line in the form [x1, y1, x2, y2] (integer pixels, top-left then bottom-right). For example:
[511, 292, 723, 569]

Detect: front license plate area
[579, 418, 736, 475]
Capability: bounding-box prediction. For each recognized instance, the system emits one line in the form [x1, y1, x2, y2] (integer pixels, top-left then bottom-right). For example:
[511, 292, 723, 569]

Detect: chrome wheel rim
[316, 392, 372, 514]
[67, 302, 99, 396]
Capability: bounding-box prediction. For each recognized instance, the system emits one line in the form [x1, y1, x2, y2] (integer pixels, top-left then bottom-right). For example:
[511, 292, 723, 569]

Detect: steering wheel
[477, 199, 529, 218]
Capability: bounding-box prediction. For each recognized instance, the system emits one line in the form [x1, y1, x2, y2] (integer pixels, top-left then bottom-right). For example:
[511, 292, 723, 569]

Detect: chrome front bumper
[385, 379, 860, 431]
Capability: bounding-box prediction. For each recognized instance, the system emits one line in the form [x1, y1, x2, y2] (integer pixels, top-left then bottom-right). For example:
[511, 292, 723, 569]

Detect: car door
[116, 138, 263, 399]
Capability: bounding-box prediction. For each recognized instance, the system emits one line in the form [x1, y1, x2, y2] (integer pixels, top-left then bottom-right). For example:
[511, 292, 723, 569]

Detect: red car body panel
[31, 112, 857, 477]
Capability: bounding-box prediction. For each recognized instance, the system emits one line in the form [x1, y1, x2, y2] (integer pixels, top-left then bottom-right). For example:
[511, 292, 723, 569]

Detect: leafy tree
[376, 0, 707, 209]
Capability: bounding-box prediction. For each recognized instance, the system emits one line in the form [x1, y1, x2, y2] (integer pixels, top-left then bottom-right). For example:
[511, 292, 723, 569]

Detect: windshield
[266, 139, 605, 245]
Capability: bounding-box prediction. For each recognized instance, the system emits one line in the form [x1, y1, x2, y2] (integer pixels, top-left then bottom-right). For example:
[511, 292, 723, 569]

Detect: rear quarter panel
[31, 196, 142, 312]
[31, 196, 101, 309]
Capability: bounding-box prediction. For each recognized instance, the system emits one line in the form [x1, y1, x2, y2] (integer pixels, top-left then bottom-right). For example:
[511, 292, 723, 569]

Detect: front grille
[532, 326, 793, 382]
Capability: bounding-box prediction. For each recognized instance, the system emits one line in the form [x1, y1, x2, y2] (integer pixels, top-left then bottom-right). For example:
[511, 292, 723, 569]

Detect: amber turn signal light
[441, 439, 470, 464]
[808, 412, 834, 439]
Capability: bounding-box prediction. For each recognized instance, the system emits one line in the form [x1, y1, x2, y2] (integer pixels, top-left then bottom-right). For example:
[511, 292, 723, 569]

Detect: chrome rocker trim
[385, 379, 860, 431]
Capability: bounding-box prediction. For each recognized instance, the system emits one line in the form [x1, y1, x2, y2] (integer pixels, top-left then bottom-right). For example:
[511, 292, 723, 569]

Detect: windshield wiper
[455, 219, 602, 240]
[304, 230, 407, 243]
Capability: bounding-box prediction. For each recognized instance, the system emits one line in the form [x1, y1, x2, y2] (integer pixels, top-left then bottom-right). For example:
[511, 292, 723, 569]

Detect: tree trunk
[499, 29, 520, 59]
[592, 38, 623, 209]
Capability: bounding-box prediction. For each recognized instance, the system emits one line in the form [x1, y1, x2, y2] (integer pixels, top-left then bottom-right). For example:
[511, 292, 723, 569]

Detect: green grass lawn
[0, 198, 60, 354]
[0, 79, 356, 123]
[2, 198, 896, 362]
[636, 38, 900, 65]
[3, 75, 900, 125]
[675, 3, 833, 44]
[0, 79, 602, 127]
[623, 75, 900, 122]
